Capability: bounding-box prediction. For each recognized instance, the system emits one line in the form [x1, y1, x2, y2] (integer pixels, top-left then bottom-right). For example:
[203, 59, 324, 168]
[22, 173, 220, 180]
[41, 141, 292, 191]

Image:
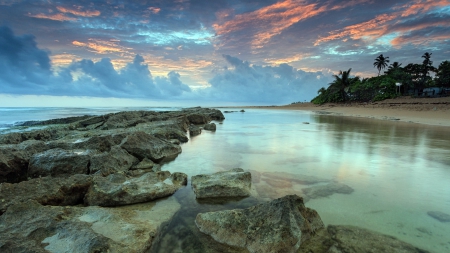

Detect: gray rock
[131, 157, 156, 170]
[28, 148, 91, 178]
[191, 168, 251, 199]
[84, 171, 187, 206]
[0, 147, 28, 183]
[89, 146, 139, 176]
[0, 174, 92, 214]
[189, 125, 202, 137]
[298, 225, 429, 253]
[203, 123, 216, 131]
[0, 197, 181, 253]
[427, 211, 450, 222]
[302, 182, 354, 199]
[187, 113, 209, 125]
[195, 195, 324, 253]
[121, 131, 182, 163]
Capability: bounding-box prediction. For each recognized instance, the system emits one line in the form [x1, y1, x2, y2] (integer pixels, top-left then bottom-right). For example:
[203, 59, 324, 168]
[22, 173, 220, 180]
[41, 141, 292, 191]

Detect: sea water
[1, 107, 449, 252]
[157, 109, 450, 253]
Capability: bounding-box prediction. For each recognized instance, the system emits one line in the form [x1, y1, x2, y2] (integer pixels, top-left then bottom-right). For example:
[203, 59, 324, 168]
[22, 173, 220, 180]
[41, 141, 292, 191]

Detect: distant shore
[239, 96, 450, 127]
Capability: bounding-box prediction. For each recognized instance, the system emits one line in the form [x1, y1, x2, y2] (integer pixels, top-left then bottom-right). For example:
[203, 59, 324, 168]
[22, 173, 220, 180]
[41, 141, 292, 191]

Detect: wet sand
[240, 97, 450, 127]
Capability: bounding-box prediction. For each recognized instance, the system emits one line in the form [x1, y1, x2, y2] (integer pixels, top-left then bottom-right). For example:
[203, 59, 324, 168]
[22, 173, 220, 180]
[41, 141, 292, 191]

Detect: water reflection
[158, 109, 450, 253]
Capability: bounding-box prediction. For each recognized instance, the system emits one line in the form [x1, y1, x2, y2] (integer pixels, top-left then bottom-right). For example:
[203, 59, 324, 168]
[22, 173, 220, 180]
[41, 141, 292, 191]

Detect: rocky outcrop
[0, 174, 92, 214]
[191, 168, 251, 199]
[203, 123, 216, 131]
[195, 195, 324, 253]
[189, 125, 202, 136]
[28, 148, 91, 178]
[84, 171, 187, 207]
[89, 146, 139, 176]
[0, 197, 181, 253]
[121, 131, 182, 163]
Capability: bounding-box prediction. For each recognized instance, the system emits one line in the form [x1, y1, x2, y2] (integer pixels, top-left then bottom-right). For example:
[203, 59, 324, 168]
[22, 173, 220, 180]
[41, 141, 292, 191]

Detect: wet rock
[131, 157, 156, 171]
[84, 171, 187, 207]
[0, 198, 181, 253]
[73, 135, 119, 152]
[0, 148, 28, 183]
[298, 225, 429, 253]
[189, 125, 202, 137]
[427, 211, 450, 222]
[240, 110, 245, 112]
[28, 148, 91, 178]
[121, 131, 182, 163]
[195, 195, 324, 253]
[191, 168, 251, 199]
[0, 174, 92, 214]
[302, 182, 354, 199]
[187, 114, 209, 125]
[203, 123, 216, 131]
[89, 146, 139, 176]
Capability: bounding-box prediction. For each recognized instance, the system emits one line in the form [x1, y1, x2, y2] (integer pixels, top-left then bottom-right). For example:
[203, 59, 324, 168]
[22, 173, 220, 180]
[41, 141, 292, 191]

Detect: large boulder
[203, 123, 216, 131]
[0, 174, 92, 215]
[84, 171, 187, 206]
[189, 125, 202, 137]
[195, 195, 324, 253]
[121, 131, 182, 163]
[0, 197, 181, 253]
[0, 148, 28, 183]
[89, 146, 139, 176]
[191, 168, 251, 199]
[186, 114, 210, 125]
[28, 148, 91, 178]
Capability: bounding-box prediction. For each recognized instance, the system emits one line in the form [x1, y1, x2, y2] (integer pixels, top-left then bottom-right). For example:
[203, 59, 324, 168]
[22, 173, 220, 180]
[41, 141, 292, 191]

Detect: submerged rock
[302, 182, 354, 200]
[195, 195, 324, 253]
[298, 225, 429, 253]
[0, 198, 181, 253]
[427, 211, 450, 222]
[191, 168, 251, 199]
[84, 171, 187, 207]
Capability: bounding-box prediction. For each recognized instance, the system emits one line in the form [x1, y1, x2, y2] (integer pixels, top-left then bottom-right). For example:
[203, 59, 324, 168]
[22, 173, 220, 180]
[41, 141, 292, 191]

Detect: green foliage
[311, 52, 448, 104]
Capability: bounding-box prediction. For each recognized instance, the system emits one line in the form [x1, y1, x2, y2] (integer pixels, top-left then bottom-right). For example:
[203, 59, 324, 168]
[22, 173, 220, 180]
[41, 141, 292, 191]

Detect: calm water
[1, 108, 449, 252]
[158, 109, 450, 253]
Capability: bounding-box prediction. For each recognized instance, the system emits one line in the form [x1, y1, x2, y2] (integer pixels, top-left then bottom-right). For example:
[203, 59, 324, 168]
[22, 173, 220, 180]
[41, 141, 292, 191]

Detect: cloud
[56, 6, 101, 17]
[0, 26, 191, 99]
[205, 55, 332, 104]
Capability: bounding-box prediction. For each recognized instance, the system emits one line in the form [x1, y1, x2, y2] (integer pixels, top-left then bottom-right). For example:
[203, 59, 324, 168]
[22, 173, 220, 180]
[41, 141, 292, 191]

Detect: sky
[0, 0, 449, 107]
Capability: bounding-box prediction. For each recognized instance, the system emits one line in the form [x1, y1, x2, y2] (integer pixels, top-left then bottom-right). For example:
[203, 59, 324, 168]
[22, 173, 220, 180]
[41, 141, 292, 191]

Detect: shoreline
[237, 96, 450, 127]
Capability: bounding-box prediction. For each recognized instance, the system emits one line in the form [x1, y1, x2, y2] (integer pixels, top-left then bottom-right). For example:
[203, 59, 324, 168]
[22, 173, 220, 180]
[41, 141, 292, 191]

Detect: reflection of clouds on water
[274, 156, 321, 166]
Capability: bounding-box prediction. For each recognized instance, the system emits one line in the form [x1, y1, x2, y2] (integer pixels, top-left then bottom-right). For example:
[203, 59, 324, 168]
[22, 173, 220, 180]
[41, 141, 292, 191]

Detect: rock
[191, 168, 251, 199]
[0, 174, 92, 215]
[0, 148, 28, 183]
[73, 135, 119, 152]
[84, 171, 187, 206]
[298, 225, 429, 253]
[28, 148, 91, 178]
[302, 182, 354, 199]
[0, 197, 181, 253]
[427, 211, 450, 222]
[89, 146, 139, 176]
[131, 157, 156, 170]
[186, 113, 209, 125]
[121, 131, 182, 163]
[195, 195, 324, 253]
[240, 110, 245, 112]
[203, 123, 216, 131]
[189, 125, 202, 137]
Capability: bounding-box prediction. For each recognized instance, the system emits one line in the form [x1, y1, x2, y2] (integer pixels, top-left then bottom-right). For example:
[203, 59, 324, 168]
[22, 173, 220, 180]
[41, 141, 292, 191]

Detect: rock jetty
[0, 107, 224, 252]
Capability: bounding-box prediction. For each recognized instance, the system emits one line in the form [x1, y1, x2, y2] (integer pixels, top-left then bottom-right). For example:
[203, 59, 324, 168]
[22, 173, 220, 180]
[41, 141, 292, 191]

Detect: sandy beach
[242, 96, 450, 127]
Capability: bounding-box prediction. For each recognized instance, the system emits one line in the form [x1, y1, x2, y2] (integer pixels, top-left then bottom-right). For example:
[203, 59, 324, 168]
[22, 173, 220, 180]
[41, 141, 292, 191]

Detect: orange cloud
[72, 39, 131, 54]
[315, 13, 396, 45]
[56, 6, 100, 17]
[28, 13, 76, 21]
[50, 53, 82, 66]
[398, 0, 450, 17]
[214, 0, 328, 49]
[265, 53, 309, 65]
[391, 34, 450, 46]
[148, 7, 161, 14]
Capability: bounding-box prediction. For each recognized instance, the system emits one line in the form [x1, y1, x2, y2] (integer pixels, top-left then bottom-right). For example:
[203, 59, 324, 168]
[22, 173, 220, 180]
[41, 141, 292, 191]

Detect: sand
[241, 96, 450, 127]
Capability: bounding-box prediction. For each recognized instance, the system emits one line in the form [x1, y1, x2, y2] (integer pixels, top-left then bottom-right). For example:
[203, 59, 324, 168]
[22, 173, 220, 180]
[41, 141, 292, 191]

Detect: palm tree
[373, 54, 390, 76]
[329, 68, 352, 102]
[422, 52, 432, 67]
[385, 62, 402, 75]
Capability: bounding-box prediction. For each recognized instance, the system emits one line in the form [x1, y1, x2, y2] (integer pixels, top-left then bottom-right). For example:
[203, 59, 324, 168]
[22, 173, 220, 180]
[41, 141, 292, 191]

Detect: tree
[328, 68, 353, 102]
[435, 60, 450, 87]
[385, 62, 402, 75]
[373, 54, 390, 76]
[420, 52, 437, 87]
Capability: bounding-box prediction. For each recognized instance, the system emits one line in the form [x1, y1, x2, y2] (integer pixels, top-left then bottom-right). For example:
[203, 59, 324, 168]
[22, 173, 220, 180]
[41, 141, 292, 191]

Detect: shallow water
[158, 109, 450, 253]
